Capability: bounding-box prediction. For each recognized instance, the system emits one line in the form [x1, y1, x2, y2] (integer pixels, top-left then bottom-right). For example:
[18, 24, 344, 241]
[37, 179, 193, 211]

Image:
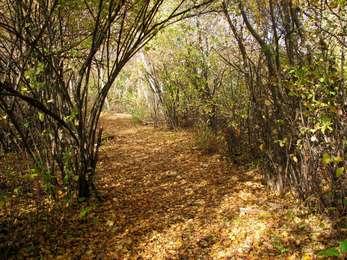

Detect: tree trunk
[78, 173, 90, 198]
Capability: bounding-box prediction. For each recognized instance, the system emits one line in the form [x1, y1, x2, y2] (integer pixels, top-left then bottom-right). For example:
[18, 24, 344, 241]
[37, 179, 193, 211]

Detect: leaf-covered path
[0, 114, 338, 258]
[92, 114, 334, 258]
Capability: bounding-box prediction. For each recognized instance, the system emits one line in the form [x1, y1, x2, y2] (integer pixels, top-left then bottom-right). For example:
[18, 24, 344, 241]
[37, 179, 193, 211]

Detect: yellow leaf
[336, 167, 345, 177]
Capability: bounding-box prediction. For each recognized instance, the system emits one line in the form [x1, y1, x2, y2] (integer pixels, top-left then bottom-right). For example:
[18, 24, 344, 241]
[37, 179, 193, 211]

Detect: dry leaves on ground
[0, 113, 344, 259]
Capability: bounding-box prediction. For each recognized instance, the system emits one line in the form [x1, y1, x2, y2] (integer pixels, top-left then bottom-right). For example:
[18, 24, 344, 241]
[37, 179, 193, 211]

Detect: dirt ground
[0, 113, 344, 259]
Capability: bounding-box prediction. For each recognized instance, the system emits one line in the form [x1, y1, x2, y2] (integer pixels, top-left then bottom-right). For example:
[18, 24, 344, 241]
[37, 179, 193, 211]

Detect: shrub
[193, 123, 224, 154]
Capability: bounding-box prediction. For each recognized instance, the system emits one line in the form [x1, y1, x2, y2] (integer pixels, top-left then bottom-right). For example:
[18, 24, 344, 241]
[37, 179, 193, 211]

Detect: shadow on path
[0, 114, 340, 258]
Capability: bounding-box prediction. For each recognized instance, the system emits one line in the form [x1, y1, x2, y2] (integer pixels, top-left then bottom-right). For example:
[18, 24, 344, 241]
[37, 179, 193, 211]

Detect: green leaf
[79, 206, 90, 220]
[333, 156, 343, 163]
[38, 112, 45, 122]
[339, 240, 347, 253]
[336, 167, 345, 177]
[20, 86, 29, 94]
[319, 116, 333, 134]
[24, 173, 38, 180]
[322, 153, 332, 166]
[318, 247, 340, 257]
[63, 174, 69, 184]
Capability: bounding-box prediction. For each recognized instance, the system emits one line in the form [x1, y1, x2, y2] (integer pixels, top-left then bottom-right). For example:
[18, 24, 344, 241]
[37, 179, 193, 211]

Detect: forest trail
[1, 114, 335, 259]
[91, 113, 333, 258]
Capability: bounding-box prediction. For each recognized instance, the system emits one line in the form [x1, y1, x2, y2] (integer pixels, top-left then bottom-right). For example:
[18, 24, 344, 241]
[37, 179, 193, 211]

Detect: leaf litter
[0, 113, 344, 258]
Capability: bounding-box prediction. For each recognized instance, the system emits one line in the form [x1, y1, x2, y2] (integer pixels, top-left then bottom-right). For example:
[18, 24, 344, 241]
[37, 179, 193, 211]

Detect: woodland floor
[0, 113, 345, 259]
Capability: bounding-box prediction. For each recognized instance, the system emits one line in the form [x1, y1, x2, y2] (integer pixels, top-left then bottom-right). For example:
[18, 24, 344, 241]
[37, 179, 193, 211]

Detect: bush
[193, 123, 224, 154]
[130, 101, 149, 124]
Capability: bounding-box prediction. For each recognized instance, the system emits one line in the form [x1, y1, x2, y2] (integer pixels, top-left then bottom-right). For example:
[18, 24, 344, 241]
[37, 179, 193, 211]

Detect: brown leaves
[0, 114, 340, 258]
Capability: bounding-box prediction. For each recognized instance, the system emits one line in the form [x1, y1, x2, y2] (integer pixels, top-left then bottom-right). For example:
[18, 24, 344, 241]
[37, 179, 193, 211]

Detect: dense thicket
[219, 0, 347, 208]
